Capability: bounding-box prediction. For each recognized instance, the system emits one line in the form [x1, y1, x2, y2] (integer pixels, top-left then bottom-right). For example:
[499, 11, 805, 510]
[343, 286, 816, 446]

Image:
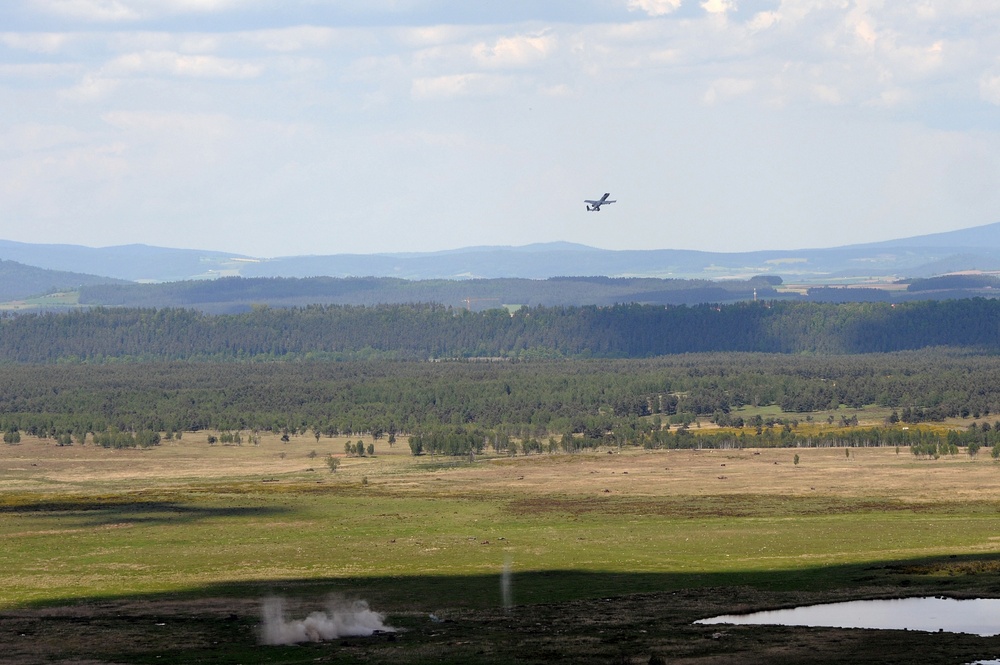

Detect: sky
[1, 0, 1000, 257]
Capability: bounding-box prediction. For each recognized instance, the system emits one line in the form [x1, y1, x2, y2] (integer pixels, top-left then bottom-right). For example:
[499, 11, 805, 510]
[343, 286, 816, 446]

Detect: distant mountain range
[0, 240, 248, 283]
[3, 222, 1000, 285]
[4, 223, 1000, 309]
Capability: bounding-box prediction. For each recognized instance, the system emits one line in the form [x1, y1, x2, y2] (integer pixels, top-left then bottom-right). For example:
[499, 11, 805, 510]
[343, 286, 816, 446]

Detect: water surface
[696, 597, 1000, 637]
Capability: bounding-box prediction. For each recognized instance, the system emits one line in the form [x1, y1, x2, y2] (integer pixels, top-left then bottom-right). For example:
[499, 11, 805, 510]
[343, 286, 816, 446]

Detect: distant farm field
[4, 434, 1000, 663]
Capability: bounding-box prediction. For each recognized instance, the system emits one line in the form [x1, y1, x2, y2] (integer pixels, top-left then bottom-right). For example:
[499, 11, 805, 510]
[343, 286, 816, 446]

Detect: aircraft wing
[584, 193, 615, 208]
[585, 193, 615, 205]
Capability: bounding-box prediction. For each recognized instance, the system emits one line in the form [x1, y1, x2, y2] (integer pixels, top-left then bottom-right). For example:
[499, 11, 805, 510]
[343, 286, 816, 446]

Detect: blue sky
[1, 0, 999, 257]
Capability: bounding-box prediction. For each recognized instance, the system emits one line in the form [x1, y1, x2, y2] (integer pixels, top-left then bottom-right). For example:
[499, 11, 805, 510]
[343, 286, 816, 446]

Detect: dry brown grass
[386, 445, 1000, 507]
[0, 432, 409, 490]
[3, 434, 997, 505]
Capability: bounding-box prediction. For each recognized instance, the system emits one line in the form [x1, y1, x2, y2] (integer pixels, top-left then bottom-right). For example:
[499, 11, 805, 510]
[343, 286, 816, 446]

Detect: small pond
[695, 597, 1000, 637]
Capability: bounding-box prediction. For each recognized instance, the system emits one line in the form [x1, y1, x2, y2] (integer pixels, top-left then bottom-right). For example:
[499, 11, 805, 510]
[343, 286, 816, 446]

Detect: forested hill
[0, 260, 127, 301]
[77, 275, 780, 311]
[73, 274, 1000, 312]
[2, 299, 1000, 362]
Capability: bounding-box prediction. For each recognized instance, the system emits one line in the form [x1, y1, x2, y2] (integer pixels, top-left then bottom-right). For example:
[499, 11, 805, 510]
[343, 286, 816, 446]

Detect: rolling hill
[0, 260, 129, 303]
[5, 222, 1000, 284]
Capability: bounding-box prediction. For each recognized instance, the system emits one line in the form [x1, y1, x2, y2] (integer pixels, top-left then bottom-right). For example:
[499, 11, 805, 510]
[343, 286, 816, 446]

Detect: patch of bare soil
[3, 585, 999, 664]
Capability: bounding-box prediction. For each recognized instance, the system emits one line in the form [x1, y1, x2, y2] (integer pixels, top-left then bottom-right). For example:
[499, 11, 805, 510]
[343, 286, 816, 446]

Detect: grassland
[0, 290, 79, 311]
[4, 432, 1000, 663]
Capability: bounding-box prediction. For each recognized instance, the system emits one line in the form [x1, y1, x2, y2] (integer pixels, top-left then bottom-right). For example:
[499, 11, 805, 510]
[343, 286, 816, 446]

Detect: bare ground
[3, 582, 1000, 664]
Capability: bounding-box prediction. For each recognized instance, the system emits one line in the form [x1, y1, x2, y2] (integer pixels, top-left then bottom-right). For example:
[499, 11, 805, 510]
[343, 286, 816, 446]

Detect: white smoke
[501, 557, 513, 610]
[259, 596, 395, 645]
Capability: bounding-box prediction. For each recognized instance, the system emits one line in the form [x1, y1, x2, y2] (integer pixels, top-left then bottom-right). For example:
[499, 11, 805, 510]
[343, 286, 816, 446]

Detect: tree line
[2, 299, 1000, 362]
[3, 352, 1000, 450]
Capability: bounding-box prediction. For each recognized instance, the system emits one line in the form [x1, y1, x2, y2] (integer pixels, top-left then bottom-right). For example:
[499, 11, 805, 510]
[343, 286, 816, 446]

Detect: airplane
[585, 193, 616, 211]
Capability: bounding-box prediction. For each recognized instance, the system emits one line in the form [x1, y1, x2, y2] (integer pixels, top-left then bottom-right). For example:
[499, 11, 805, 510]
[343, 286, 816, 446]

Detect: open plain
[3, 432, 1000, 663]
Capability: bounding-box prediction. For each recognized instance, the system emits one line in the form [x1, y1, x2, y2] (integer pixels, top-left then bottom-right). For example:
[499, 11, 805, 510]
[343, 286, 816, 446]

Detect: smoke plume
[259, 596, 395, 645]
[501, 557, 513, 610]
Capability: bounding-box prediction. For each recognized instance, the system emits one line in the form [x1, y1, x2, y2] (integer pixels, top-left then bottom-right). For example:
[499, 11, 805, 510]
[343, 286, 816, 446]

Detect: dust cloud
[259, 596, 395, 645]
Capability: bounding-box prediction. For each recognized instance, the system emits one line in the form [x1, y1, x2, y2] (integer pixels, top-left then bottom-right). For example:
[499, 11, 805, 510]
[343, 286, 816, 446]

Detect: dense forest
[77, 275, 781, 311]
[3, 352, 1000, 454]
[2, 299, 1000, 362]
[71, 273, 1000, 312]
[5, 299, 1000, 455]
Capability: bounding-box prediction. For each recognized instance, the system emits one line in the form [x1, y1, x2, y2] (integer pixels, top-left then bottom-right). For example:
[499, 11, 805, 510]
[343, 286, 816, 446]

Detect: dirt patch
[2, 585, 998, 664]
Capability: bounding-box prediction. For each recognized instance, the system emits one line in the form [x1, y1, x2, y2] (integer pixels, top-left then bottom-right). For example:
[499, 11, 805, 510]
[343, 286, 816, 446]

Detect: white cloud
[175, 34, 222, 54]
[473, 32, 556, 69]
[397, 25, 480, 49]
[104, 31, 177, 51]
[105, 51, 261, 79]
[96, 111, 255, 171]
[0, 123, 87, 153]
[0, 129, 129, 219]
[540, 83, 572, 97]
[897, 0, 1000, 22]
[847, 14, 878, 50]
[648, 48, 680, 64]
[0, 32, 73, 53]
[61, 73, 120, 100]
[411, 72, 513, 99]
[747, 11, 779, 32]
[869, 87, 909, 107]
[156, 0, 243, 10]
[30, 0, 247, 21]
[703, 77, 755, 104]
[31, 0, 139, 21]
[809, 83, 842, 105]
[626, 0, 682, 16]
[240, 26, 338, 53]
[374, 129, 482, 150]
[101, 110, 234, 135]
[980, 73, 1000, 105]
[0, 62, 82, 80]
[702, 0, 734, 15]
[883, 40, 945, 79]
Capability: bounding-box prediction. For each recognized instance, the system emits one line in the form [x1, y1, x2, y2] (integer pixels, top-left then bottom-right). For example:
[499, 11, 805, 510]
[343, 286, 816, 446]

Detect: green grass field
[0, 290, 79, 311]
[4, 433, 1000, 663]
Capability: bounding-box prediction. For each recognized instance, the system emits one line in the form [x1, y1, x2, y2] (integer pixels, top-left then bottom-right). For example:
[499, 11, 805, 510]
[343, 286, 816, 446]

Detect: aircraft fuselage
[584, 193, 615, 211]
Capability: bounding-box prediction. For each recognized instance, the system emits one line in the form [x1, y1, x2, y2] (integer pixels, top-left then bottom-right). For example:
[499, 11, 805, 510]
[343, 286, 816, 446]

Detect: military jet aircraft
[585, 193, 616, 211]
